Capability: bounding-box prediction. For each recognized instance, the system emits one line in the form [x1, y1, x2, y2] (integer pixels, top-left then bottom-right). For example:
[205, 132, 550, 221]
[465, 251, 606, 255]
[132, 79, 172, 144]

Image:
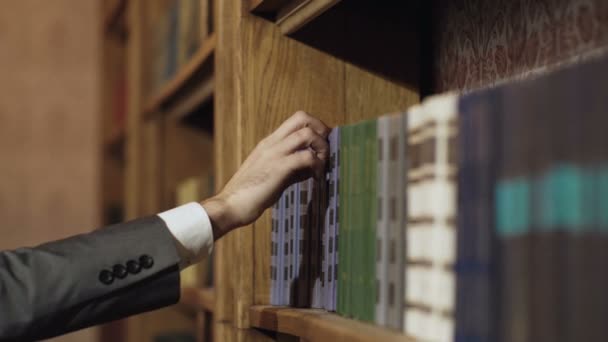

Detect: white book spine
[405, 94, 458, 342]
[311, 178, 323, 308]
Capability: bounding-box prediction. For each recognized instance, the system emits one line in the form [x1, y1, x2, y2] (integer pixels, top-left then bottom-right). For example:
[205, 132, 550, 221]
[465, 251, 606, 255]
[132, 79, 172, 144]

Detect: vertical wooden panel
[214, 0, 238, 330]
[125, 0, 144, 220]
[140, 118, 162, 216]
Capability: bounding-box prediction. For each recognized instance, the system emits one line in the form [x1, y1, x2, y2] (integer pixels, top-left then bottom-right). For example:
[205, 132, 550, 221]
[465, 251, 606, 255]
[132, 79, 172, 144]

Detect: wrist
[201, 195, 234, 240]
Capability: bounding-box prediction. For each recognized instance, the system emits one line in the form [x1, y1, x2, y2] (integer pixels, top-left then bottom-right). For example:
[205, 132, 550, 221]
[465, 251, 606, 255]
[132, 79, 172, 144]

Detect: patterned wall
[433, 0, 608, 92]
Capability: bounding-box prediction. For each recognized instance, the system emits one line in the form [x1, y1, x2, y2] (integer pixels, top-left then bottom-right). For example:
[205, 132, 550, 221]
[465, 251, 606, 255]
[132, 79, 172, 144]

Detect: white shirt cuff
[157, 202, 214, 269]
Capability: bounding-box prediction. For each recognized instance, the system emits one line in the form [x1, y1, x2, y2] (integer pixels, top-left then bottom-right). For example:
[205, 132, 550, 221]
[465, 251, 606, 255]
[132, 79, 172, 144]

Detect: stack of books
[270, 54, 608, 341]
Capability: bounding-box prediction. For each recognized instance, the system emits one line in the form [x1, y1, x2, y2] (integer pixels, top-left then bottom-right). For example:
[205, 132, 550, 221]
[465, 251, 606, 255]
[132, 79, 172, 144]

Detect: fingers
[282, 148, 325, 180]
[276, 126, 329, 161]
[267, 111, 330, 144]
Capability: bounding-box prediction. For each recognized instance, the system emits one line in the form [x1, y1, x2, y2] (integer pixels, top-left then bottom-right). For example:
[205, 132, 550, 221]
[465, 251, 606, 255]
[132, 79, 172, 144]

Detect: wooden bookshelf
[143, 33, 216, 117]
[104, 0, 127, 32]
[180, 287, 216, 313]
[250, 306, 413, 342]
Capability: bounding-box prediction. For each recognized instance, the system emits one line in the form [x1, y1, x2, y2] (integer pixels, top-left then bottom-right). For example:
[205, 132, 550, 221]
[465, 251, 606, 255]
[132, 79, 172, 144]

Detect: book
[387, 113, 405, 330]
[177, 0, 200, 67]
[271, 201, 280, 305]
[405, 93, 458, 342]
[297, 178, 312, 307]
[456, 87, 501, 341]
[325, 127, 340, 311]
[310, 177, 324, 308]
[365, 119, 378, 323]
[332, 128, 341, 312]
[165, 0, 179, 81]
[277, 191, 286, 305]
[337, 124, 351, 316]
[376, 116, 390, 325]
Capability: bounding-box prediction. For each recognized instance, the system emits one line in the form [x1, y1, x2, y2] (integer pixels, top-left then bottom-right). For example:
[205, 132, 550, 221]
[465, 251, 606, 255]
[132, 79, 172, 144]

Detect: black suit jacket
[0, 216, 181, 341]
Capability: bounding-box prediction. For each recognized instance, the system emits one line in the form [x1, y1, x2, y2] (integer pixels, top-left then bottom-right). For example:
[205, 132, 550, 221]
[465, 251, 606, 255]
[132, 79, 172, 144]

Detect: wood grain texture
[138, 118, 162, 216]
[214, 0, 238, 327]
[276, 0, 341, 34]
[344, 61, 419, 123]
[125, 0, 143, 220]
[250, 306, 415, 342]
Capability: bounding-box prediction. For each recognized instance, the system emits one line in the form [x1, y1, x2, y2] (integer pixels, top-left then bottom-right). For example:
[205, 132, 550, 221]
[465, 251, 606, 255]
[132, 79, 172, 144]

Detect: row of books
[148, 0, 211, 94]
[270, 54, 608, 341]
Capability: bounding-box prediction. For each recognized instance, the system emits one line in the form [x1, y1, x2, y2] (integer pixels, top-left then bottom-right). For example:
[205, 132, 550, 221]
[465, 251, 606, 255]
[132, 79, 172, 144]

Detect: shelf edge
[250, 305, 414, 342]
[143, 33, 217, 117]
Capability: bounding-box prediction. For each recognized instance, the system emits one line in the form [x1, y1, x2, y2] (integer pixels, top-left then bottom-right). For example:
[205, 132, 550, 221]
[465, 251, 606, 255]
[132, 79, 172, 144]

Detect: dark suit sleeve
[0, 215, 182, 342]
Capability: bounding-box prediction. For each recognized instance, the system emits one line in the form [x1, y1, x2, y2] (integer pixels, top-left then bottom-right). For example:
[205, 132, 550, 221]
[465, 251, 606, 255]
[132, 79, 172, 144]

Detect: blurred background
[0, 1, 100, 341]
[0, 0, 214, 341]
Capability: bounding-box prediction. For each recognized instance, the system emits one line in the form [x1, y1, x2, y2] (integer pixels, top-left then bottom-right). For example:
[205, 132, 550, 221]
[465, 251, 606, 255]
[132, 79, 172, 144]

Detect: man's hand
[202, 111, 330, 240]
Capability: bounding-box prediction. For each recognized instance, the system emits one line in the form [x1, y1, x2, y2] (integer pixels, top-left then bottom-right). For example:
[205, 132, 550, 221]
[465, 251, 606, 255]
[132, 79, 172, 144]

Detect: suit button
[126, 260, 141, 274]
[113, 264, 128, 279]
[99, 269, 114, 285]
[140, 255, 154, 269]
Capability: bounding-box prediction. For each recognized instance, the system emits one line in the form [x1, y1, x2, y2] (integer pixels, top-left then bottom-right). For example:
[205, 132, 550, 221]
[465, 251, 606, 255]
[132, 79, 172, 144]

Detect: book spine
[337, 125, 349, 316]
[326, 128, 338, 311]
[292, 182, 301, 307]
[323, 151, 331, 310]
[271, 201, 279, 305]
[332, 128, 340, 312]
[353, 122, 363, 320]
[405, 104, 429, 339]
[310, 177, 323, 308]
[385, 112, 405, 330]
[367, 119, 378, 323]
[277, 191, 286, 306]
[375, 116, 389, 326]
[165, 1, 179, 81]
[297, 179, 311, 307]
[285, 185, 295, 305]
[423, 94, 459, 341]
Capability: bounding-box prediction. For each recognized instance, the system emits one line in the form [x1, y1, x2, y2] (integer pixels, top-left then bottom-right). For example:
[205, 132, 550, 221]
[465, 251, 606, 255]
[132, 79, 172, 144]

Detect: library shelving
[101, 0, 421, 341]
[143, 32, 216, 118]
[250, 306, 413, 342]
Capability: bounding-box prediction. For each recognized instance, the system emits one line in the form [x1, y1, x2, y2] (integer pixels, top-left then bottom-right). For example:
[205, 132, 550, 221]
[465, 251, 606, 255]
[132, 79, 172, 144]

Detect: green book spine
[355, 122, 365, 320]
[367, 119, 378, 322]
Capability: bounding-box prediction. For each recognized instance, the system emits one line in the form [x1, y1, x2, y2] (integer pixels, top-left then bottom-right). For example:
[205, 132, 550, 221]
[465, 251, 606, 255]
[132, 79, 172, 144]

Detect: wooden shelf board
[179, 287, 215, 314]
[249, 306, 414, 342]
[250, 0, 341, 34]
[144, 33, 216, 117]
